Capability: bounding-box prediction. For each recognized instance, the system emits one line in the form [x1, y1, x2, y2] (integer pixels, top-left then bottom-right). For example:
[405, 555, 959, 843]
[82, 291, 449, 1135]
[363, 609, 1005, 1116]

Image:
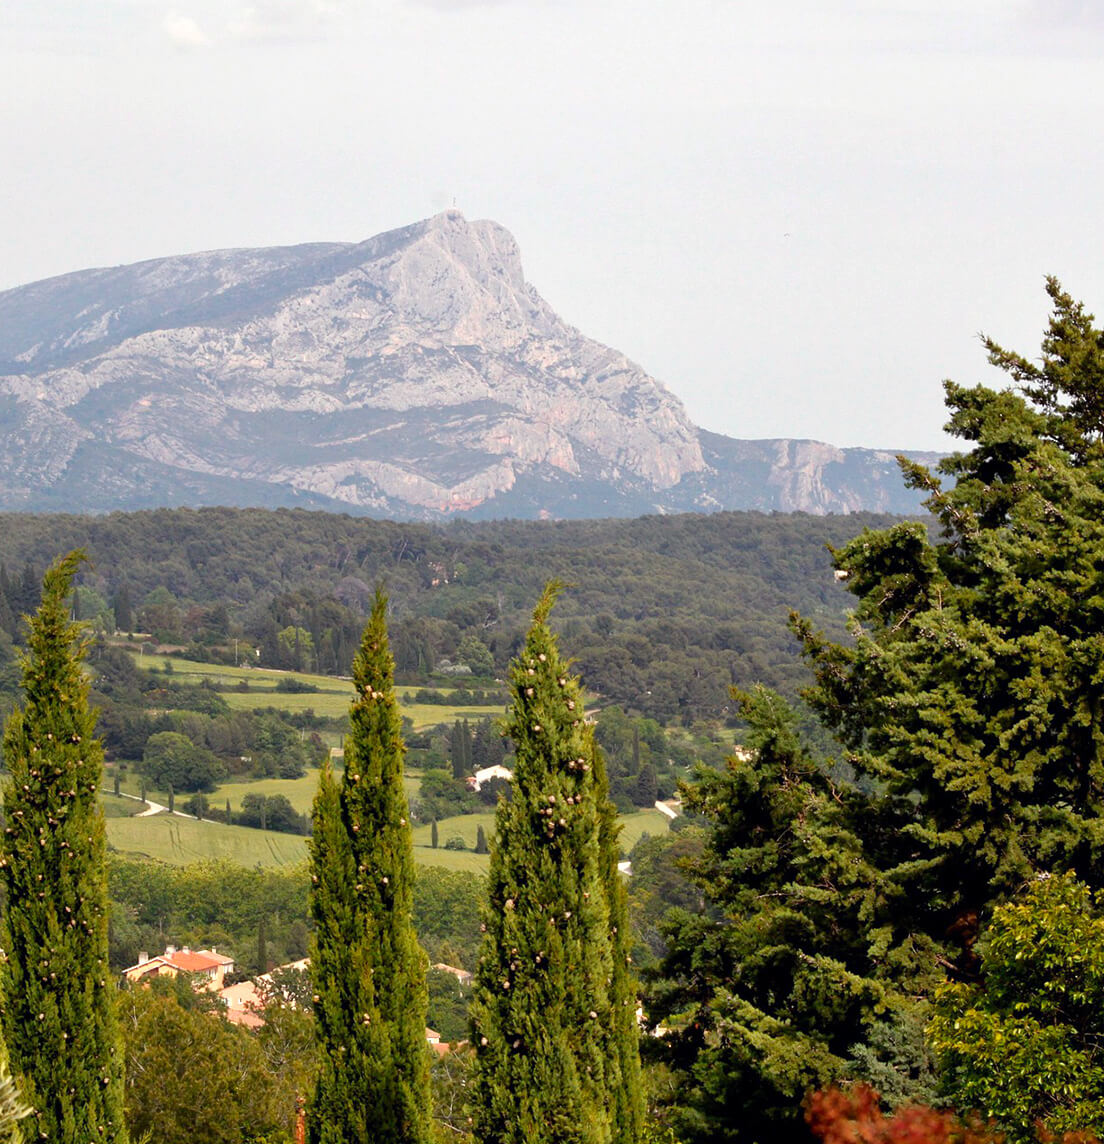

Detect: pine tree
[308, 590, 430, 1144]
[469, 582, 643, 1144]
[796, 278, 1104, 966]
[0, 551, 128, 1144]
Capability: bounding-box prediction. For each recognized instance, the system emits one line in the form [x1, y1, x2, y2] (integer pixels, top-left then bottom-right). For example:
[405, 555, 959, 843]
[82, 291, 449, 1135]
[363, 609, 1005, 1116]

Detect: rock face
[0, 213, 933, 518]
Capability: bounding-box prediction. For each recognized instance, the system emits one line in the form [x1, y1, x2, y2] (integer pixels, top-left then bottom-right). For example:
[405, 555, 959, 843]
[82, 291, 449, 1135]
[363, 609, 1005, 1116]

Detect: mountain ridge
[0, 212, 935, 519]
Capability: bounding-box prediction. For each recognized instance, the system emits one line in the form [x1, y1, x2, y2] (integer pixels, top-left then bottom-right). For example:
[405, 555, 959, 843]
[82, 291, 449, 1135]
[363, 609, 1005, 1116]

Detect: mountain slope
[0, 213, 930, 517]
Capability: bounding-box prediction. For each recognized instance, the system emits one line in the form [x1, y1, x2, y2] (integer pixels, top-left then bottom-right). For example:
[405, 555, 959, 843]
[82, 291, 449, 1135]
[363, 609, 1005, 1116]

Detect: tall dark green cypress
[308, 590, 430, 1144]
[470, 583, 643, 1144]
[0, 552, 128, 1144]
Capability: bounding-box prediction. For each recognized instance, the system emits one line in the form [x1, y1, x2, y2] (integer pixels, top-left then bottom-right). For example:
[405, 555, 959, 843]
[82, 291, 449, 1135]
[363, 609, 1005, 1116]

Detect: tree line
[0, 503, 907, 725]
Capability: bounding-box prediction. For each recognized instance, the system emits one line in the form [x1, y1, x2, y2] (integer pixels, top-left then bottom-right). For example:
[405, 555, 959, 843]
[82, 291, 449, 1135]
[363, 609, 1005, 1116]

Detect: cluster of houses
[123, 945, 465, 1052]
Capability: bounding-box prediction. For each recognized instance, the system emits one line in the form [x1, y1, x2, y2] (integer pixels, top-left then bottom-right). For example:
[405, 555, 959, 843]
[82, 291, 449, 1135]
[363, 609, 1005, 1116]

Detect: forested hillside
[0, 508, 908, 722]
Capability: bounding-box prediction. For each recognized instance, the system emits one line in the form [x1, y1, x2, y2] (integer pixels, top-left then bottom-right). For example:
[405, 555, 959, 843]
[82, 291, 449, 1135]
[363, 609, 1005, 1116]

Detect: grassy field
[409, 807, 670, 861]
[100, 792, 148, 818]
[413, 812, 496, 851]
[105, 803, 670, 871]
[105, 813, 494, 872]
[615, 809, 672, 852]
[211, 769, 422, 815]
[106, 813, 310, 867]
[132, 653, 503, 729]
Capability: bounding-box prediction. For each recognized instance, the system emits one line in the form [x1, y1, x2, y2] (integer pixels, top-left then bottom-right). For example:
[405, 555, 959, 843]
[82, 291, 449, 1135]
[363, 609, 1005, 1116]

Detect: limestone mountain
[0, 212, 932, 518]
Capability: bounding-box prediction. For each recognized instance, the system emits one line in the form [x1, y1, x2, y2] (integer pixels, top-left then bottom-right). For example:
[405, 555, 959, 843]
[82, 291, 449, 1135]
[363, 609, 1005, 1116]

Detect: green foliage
[644, 686, 934, 1144]
[457, 634, 494, 678]
[118, 983, 293, 1144]
[0, 552, 129, 1144]
[426, 968, 470, 1044]
[469, 583, 643, 1144]
[624, 830, 705, 966]
[431, 1046, 475, 1144]
[0, 1061, 31, 1144]
[276, 626, 315, 672]
[930, 873, 1104, 1142]
[0, 506, 900, 724]
[239, 792, 304, 834]
[412, 867, 484, 969]
[417, 768, 477, 822]
[763, 280, 1104, 1142]
[140, 730, 225, 792]
[308, 591, 431, 1144]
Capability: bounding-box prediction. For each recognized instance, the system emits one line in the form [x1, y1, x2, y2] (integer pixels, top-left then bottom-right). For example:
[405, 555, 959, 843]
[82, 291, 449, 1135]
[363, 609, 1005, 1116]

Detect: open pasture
[130, 652, 503, 728]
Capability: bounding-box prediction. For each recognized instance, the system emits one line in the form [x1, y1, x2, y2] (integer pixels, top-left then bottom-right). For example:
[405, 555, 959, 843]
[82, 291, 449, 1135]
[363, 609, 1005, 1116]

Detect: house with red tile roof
[122, 945, 235, 991]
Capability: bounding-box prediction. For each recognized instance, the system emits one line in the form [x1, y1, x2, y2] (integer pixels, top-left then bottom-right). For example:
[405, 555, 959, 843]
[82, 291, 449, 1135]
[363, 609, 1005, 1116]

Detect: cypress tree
[475, 824, 488, 855]
[431, 819, 439, 849]
[0, 551, 128, 1144]
[308, 590, 430, 1144]
[450, 721, 467, 779]
[112, 586, 132, 635]
[470, 582, 643, 1144]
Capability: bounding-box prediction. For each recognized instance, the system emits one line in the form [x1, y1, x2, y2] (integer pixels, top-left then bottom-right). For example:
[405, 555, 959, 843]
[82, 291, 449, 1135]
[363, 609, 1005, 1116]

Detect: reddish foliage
[806, 1086, 1103, 1144]
[805, 1085, 1001, 1144]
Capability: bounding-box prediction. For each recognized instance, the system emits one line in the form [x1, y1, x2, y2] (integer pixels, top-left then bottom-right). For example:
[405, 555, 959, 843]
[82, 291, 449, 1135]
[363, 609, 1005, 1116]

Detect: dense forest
[0, 508, 906, 724]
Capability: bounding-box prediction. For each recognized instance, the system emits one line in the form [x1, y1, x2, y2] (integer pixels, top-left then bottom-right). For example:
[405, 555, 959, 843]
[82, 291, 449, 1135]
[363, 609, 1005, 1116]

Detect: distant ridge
[0, 212, 936, 518]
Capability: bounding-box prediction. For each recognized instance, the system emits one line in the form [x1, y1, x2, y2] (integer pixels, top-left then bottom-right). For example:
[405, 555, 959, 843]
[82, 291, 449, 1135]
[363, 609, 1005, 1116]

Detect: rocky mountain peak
[0, 214, 720, 516]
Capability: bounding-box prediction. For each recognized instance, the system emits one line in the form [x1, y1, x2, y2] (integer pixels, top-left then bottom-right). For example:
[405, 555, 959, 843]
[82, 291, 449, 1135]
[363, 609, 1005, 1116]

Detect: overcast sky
[3, 0, 1103, 451]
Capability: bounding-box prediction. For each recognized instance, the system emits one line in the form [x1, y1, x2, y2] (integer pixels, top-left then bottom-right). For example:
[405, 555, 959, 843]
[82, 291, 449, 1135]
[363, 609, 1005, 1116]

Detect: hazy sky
[3, 0, 1103, 451]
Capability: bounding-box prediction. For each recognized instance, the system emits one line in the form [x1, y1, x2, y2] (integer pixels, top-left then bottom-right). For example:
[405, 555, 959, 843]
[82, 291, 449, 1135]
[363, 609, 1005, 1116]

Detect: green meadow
[131, 652, 503, 729]
[104, 804, 668, 870]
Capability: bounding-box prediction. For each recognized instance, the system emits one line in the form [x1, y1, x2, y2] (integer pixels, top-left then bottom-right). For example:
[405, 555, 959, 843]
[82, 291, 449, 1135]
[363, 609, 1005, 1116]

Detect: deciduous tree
[929, 873, 1104, 1142]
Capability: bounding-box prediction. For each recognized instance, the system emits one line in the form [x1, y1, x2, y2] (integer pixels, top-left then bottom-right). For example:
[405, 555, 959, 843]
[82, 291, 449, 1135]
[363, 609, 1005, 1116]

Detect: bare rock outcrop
[0, 213, 931, 518]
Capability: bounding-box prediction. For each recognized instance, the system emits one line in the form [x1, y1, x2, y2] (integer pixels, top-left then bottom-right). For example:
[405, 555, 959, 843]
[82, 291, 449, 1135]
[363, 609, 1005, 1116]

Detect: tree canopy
[797, 276, 1104, 965]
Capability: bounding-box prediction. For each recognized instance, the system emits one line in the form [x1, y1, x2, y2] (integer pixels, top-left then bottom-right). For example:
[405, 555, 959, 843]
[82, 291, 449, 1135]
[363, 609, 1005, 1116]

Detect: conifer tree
[796, 278, 1104, 966]
[308, 590, 430, 1144]
[470, 583, 643, 1144]
[0, 551, 128, 1144]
